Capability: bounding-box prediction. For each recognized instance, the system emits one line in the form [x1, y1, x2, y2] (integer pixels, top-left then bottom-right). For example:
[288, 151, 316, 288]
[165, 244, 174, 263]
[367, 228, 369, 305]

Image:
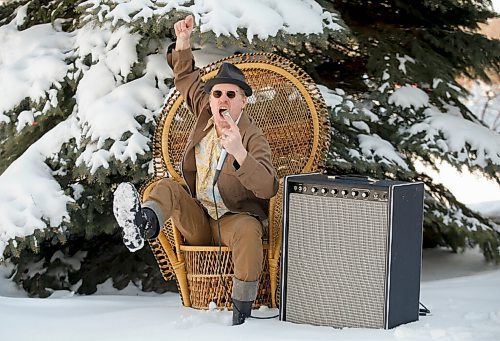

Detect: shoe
[113, 182, 146, 252]
[143, 208, 160, 239]
[232, 299, 253, 325]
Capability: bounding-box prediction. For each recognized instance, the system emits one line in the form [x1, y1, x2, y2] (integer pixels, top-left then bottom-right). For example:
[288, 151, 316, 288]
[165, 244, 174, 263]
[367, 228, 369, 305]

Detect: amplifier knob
[331, 189, 338, 195]
[361, 192, 369, 198]
[311, 187, 318, 193]
[303, 186, 308, 192]
[351, 190, 358, 197]
[341, 189, 348, 196]
[298, 186, 302, 192]
[321, 188, 328, 194]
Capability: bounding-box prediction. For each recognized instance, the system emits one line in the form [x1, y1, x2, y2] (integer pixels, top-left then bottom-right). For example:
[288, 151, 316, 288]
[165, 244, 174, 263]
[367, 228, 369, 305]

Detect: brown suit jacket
[167, 47, 279, 220]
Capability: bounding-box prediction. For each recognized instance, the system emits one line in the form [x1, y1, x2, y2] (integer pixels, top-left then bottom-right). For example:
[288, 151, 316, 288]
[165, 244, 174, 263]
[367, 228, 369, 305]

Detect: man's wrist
[233, 149, 248, 166]
[175, 38, 191, 51]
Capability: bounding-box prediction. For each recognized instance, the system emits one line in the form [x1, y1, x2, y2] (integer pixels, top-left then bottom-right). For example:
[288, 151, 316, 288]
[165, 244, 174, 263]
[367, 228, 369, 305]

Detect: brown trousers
[144, 178, 263, 284]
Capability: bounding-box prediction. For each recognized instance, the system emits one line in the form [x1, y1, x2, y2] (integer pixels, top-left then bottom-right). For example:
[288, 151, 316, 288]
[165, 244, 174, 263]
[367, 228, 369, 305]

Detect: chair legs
[269, 257, 279, 308]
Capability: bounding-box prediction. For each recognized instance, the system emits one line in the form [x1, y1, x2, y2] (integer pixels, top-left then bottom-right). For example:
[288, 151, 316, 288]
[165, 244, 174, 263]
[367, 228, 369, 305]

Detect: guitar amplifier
[279, 173, 424, 329]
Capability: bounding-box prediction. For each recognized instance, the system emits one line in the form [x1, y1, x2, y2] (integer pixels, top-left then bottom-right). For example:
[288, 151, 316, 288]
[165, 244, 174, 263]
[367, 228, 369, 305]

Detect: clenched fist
[174, 15, 194, 51]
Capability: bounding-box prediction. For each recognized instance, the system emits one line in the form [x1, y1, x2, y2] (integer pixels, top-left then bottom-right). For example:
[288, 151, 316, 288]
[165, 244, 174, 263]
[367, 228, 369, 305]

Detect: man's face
[209, 83, 247, 131]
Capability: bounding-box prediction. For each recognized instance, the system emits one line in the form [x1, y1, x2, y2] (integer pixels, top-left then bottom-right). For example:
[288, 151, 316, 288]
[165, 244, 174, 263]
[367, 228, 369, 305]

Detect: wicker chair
[141, 52, 330, 309]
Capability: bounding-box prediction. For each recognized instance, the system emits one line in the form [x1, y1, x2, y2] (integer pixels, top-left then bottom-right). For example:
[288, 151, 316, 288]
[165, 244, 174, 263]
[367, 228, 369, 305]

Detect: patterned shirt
[195, 118, 230, 219]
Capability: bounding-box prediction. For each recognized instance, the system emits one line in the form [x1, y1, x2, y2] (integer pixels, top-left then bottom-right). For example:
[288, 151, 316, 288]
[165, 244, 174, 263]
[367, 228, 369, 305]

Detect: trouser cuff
[143, 200, 165, 227]
[232, 277, 258, 302]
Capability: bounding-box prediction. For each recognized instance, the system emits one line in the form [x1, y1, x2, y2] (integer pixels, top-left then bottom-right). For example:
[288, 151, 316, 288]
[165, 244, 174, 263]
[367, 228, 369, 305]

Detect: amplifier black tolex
[279, 173, 424, 329]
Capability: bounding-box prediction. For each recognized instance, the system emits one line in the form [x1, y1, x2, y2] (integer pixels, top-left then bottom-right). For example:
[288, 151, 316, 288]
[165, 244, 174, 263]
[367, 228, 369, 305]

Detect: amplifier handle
[328, 174, 378, 183]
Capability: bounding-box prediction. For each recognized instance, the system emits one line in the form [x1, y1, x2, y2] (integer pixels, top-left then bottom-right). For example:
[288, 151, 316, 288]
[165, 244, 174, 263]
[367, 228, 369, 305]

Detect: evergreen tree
[0, 0, 498, 296]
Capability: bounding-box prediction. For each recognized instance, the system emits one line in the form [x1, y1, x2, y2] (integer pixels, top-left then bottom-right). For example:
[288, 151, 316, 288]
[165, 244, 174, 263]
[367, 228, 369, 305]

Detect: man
[113, 15, 279, 325]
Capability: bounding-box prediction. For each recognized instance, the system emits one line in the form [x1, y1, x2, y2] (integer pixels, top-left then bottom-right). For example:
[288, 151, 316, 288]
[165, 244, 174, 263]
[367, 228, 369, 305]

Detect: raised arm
[168, 15, 209, 116]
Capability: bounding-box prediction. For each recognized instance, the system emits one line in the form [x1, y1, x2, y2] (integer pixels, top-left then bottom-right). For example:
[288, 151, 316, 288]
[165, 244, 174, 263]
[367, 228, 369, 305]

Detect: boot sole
[113, 183, 144, 252]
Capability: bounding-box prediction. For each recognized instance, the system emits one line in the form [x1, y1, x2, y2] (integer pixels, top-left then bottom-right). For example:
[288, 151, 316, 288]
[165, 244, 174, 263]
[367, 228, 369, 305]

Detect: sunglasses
[211, 90, 238, 99]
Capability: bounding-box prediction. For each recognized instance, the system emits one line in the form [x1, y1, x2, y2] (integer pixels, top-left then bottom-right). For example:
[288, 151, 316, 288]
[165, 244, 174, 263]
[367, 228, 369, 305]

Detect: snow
[72, 24, 166, 172]
[410, 106, 500, 167]
[395, 54, 415, 74]
[388, 85, 429, 110]
[197, 0, 341, 41]
[0, 118, 77, 257]
[318, 85, 344, 108]
[0, 247, 499, 340]
[358, 134, 410, 170]
[0, 20, 72, 116]
[80, 0, 343, 42]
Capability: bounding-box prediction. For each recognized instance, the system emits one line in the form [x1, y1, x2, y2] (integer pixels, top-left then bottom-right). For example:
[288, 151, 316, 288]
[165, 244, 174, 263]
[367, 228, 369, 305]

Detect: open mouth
[219, 107, 228, 116]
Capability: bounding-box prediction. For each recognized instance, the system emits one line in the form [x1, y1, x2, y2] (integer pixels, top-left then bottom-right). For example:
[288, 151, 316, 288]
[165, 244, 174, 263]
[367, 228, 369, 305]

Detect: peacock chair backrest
[151, 52, 331, 184]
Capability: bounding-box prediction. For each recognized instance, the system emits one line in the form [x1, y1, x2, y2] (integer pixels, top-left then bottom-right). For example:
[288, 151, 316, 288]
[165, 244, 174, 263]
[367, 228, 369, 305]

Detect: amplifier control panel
[291, 183, 388, 202]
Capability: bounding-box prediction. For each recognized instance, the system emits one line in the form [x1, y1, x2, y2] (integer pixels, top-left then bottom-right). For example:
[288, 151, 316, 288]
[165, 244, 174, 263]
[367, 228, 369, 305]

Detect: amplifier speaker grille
[287, 194, 388, 328]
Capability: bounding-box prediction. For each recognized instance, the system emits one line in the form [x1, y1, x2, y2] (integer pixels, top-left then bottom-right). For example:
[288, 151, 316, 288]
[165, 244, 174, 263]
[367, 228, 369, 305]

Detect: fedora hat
[204, 62, 252, 97]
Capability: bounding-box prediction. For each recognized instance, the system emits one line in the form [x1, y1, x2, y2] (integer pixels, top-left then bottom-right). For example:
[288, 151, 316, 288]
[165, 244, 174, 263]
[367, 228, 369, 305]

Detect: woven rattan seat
[141, 52, 330, 309]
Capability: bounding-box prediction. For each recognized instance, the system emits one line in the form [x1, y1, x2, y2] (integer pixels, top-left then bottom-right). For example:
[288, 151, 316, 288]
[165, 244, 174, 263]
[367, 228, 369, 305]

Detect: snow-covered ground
[1, 247, 499, 341]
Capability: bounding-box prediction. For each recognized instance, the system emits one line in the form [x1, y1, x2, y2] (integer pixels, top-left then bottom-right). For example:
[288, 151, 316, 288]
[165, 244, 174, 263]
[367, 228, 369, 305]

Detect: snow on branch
[388, 85, 429, 110]
[79, 0, 344, 41]
[0, 19, 171, 257]
[0, 118, 77, 260]
[72, 24, 168, 173]
[0, 19, 72, 119]
[409, 105, 500, 168]
[358, 134, 410, 170]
